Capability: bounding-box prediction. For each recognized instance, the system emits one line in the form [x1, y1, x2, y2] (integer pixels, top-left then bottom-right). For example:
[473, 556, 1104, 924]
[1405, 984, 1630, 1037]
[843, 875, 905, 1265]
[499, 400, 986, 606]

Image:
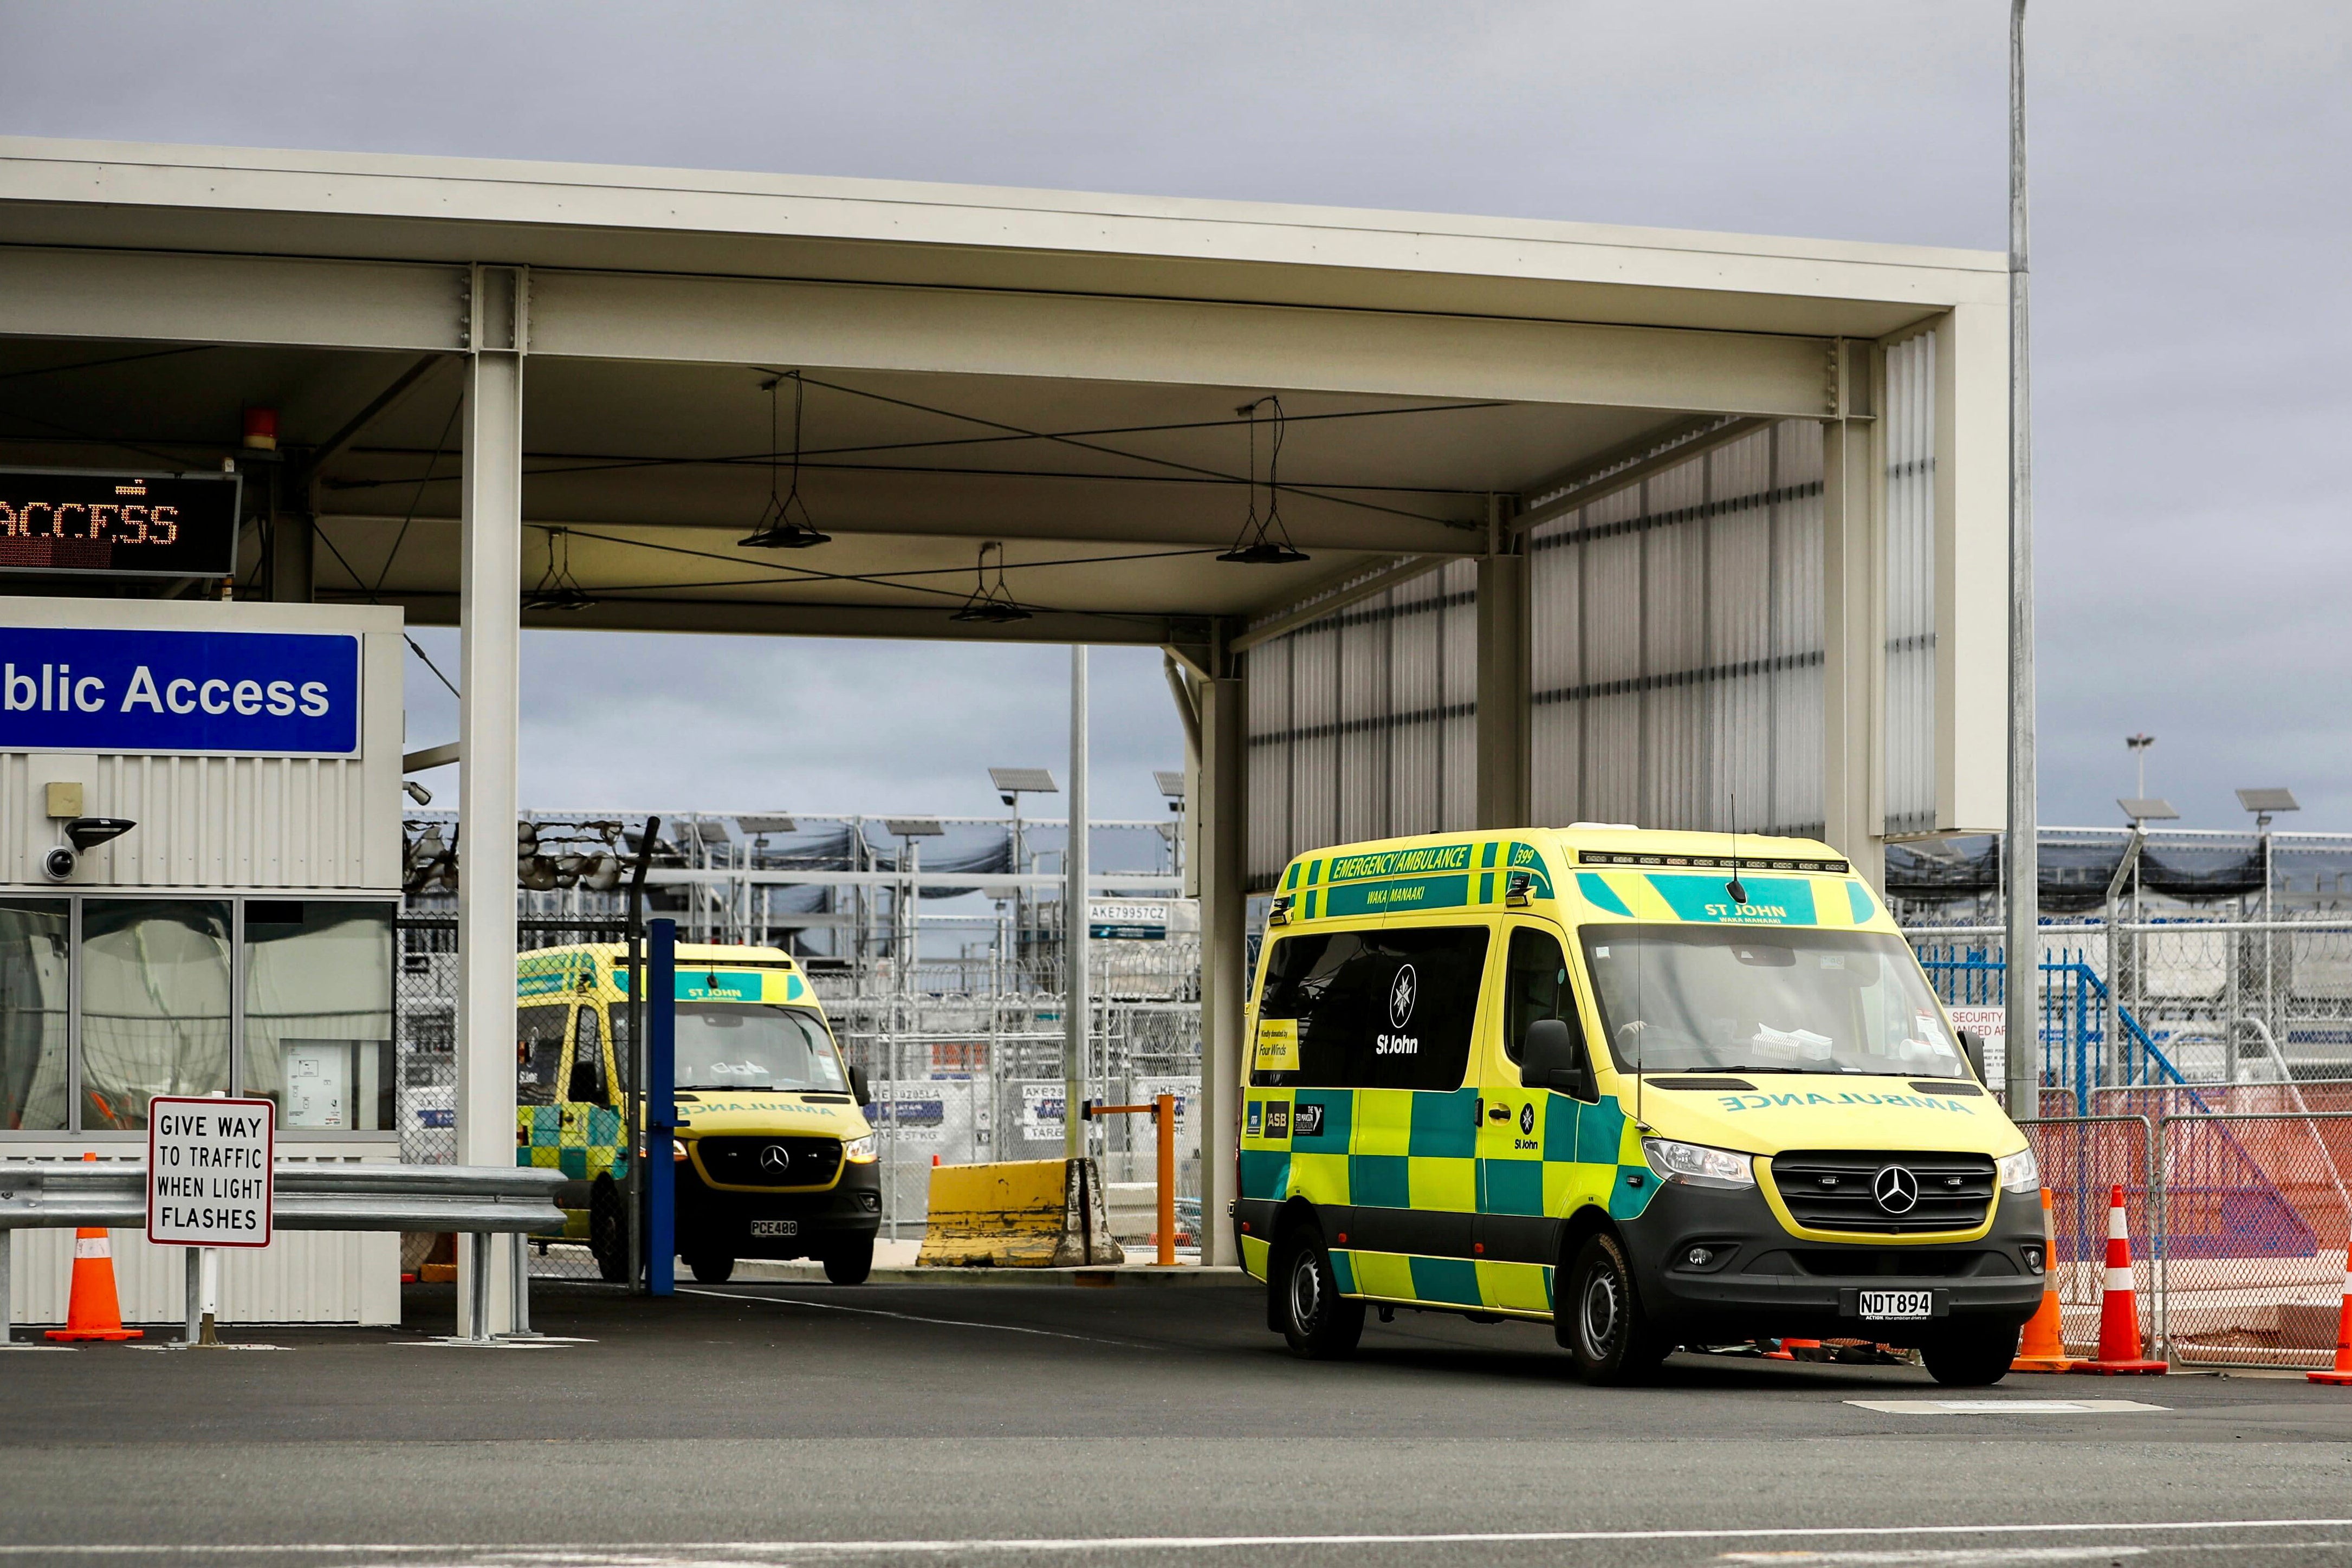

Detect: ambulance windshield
[1579, 925, 1968, 1079]
[673, 1003, 848, 1092]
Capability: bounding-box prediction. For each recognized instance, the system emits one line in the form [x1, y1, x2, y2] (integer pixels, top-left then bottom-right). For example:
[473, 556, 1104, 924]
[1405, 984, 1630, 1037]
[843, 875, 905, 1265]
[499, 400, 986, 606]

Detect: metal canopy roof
[0, 138, 2008, 651]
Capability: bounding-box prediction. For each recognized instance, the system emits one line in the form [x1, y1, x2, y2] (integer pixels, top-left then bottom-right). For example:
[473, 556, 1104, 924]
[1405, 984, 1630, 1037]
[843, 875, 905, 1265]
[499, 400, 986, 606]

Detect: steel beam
[1474, 542, 1529, 830]
[1197, 665, 1247, 1269]
[361, 589, 1204, 646]
[529, 269, 1838, 416]
[0, 247, 463, 351]
[455, 263, 526, 1336]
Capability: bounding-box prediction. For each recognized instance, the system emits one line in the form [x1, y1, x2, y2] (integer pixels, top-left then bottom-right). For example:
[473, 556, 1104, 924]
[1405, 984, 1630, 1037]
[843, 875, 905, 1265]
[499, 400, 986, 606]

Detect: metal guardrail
[0, 1162, 566, 1348]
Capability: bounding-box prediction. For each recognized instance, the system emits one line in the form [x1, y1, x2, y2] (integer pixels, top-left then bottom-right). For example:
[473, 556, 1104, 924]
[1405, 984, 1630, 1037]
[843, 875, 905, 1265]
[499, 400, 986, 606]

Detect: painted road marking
[1, 1517, 2345, 1557]
[1720, 1550, 2146, 1565]
[1845, 1398, 2168, 1414]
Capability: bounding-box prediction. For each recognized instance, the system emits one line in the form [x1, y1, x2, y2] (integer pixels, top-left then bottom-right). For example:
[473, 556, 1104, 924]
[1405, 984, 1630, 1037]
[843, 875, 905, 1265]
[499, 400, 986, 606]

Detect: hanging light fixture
[1218, 394, 1308, 565]
[522, 528, 594, 611]
[739, 371, 832, 549]
[950, 540, 1033, 623]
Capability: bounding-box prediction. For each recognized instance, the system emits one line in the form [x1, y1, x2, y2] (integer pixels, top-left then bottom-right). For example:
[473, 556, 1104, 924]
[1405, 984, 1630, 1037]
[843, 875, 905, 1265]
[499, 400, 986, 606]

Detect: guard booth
[0, 136, 2014, 1312]
[0, 594, 409, 1324]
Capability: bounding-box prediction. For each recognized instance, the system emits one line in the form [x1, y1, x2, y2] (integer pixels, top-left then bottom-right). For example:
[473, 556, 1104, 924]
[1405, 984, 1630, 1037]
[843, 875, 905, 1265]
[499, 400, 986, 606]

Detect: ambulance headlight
[1996, 1147, 2040, 1194]
[1642, 1137, 1755, 1189]
[843, 1133, 878, 1164]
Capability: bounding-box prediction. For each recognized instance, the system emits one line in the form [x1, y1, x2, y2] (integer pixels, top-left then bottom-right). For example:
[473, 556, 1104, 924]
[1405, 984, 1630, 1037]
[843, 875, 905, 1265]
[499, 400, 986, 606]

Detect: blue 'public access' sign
[0, 625, 361, 756]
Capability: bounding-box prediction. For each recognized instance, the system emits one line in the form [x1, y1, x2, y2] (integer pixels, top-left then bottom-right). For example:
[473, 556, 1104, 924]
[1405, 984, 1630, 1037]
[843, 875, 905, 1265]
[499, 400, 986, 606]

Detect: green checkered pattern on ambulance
[1239, 1085, 1656, 1317]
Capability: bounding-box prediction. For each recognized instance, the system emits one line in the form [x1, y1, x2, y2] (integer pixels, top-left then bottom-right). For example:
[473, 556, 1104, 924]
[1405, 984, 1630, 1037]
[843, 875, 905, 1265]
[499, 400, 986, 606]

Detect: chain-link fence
[2016, 1110, 2352, 1369]
[1911, 921, 2352, 1097]
[394, 915, 1205, 1261]
[2016, 1116, 2155, 1356]
[2157, 1111, 2352, 1370]
[396, 916, 630, 1282]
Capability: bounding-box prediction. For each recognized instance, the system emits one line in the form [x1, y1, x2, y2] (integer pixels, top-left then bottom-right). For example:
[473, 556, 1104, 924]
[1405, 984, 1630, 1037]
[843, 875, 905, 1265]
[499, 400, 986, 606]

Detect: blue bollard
[647, 917, 677, 1297]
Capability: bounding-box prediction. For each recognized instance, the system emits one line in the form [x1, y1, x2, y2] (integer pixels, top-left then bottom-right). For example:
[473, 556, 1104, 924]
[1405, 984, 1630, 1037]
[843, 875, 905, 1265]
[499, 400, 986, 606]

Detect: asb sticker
[1265, 1102, 1292, 1139]
[1254, 1016, 1300, 1072]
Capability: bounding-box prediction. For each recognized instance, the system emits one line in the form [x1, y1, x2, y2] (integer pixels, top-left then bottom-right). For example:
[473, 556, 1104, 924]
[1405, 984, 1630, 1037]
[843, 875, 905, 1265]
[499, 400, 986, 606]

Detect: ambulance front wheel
[589, 1180, 629, 1284]
[1561, 1232, 1669, 1385]
[1278, 1228, 1364, 1359]
[823, 1236, 874, 1285]
[1920, 1320, 2019, 1387]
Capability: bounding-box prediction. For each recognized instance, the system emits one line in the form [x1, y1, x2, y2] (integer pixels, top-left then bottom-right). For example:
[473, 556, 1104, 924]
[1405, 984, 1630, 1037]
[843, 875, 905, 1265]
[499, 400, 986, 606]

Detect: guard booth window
[1501, 926, 1585, 1066]
[0, 900, 69, 1131]
[80, 899, 232, 1130]
[243, 902, 396, 1131]
[0, 894, 400, 1137]
[517, 1005, 570, 1107]
[1253, 925, 1488, 1092]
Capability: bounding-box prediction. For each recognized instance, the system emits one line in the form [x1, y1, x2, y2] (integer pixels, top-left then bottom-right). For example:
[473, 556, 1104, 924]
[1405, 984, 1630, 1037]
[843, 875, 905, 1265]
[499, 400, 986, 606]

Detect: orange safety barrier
[1081, 1093, 1180, 1267]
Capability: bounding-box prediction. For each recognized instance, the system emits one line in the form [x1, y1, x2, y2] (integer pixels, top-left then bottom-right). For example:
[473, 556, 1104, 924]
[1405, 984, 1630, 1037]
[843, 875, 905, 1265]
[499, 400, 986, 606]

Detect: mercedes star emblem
[760, 1144, 792, 1172]
[1872, 1164, 1920, 1215]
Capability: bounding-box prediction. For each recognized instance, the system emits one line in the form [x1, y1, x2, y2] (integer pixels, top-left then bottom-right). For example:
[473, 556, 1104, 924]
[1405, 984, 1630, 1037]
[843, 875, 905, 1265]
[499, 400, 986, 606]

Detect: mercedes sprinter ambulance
[516, 942, 882, 1285]
[1236, 827, 2045, 1385]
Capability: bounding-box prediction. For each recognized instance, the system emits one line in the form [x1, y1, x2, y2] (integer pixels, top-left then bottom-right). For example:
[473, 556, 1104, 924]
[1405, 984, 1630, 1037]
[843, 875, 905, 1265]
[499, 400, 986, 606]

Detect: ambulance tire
[1277, 1228, 1364, 1359]
[1560, 1232, 1669, 1385]
[589, 1180, 630, 1284]
[1920, 1321, 2019, 1387]
[687, 1254, 736, 1284]
[823, 1237, 874, 1286]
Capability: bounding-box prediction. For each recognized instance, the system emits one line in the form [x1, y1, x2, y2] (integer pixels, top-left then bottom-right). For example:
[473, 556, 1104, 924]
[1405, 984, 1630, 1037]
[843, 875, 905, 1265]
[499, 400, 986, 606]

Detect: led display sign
[0, 467, 243, 578]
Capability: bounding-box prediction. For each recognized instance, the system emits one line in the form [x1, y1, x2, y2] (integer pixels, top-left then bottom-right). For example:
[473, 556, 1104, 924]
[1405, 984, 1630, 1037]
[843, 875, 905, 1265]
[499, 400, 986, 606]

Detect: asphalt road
[5, 1280, 2351, 1568]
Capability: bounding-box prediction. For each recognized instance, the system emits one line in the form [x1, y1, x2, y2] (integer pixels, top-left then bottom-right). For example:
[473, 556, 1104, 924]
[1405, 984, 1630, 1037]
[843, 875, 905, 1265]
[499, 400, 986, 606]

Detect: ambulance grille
[696, 1135, 843, 1187]
[1767, 1151, 1995, 1234]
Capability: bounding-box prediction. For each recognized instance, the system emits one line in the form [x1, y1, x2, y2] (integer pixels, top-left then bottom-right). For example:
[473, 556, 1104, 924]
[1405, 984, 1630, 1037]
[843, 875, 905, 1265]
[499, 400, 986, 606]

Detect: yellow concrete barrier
[917, 1157, 1126, 1268]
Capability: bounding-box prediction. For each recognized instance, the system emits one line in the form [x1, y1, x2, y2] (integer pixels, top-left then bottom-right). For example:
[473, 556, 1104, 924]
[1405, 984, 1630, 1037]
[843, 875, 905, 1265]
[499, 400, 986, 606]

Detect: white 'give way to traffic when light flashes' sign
[146, 1096, 275, 1249]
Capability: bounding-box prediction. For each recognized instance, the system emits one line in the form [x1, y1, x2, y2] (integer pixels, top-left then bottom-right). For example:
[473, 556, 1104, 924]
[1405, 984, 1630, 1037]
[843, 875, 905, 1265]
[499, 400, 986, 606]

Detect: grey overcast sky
[4, 1, 2346, 830]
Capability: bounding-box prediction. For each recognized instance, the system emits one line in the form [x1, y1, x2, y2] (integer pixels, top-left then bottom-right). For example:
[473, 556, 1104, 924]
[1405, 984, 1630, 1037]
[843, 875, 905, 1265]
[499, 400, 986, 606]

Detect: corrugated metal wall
[0, 753, 381, 887]
[1527, 420, 1825, 837]
[1245, 559, 1478, 887]
[1883, 331, 1938, 836]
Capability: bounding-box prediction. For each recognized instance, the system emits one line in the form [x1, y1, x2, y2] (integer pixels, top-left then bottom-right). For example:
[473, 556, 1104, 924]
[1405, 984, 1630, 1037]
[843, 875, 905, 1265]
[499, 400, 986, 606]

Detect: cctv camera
[41, 845, 76, 882]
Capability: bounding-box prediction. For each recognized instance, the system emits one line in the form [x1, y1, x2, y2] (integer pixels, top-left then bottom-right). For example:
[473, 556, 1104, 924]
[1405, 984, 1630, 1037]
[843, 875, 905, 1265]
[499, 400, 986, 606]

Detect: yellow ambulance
[516, 942, 882, 1285]
[1236, 827, 2045, 1386]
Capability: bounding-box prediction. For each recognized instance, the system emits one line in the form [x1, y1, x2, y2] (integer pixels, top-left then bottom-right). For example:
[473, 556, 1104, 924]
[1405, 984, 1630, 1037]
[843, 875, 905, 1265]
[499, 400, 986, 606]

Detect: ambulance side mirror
[1958, 1029, 1988, 1085]
[1522, 1018, 1598, 1103]
[848, 1064, 872, 1106]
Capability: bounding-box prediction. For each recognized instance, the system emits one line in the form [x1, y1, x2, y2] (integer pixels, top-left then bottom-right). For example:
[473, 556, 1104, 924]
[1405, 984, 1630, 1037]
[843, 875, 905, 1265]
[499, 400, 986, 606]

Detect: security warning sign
[146, 1095, 275, 1248]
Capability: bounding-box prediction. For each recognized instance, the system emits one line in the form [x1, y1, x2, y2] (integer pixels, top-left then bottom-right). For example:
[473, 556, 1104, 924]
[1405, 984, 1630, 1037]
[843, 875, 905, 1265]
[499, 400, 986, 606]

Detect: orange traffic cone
[2013, 1187, 2083, 1372]
[2309, 1271, 2352, 1386]
[47, 1155, 139, 1343]
[2079, 1184, 2162, 1375]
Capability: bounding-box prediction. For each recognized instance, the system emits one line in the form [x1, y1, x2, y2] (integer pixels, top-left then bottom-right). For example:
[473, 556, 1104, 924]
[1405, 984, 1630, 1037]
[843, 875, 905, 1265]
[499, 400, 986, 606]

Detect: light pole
[1065, 647, 1090, 1160]
[2126, 733, 2155, 801]
[2002, 0, 2040, 1113]
[988, 767, 1058, 984]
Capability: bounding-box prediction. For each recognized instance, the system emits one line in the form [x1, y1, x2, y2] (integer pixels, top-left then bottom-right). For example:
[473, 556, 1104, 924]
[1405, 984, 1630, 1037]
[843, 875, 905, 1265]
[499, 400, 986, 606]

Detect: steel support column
[455, 263, 526, 1336]
[1197, 668, 1246, 1269]
[1821, 367, 1886, 890]
[1474, 541, 1528, 831]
